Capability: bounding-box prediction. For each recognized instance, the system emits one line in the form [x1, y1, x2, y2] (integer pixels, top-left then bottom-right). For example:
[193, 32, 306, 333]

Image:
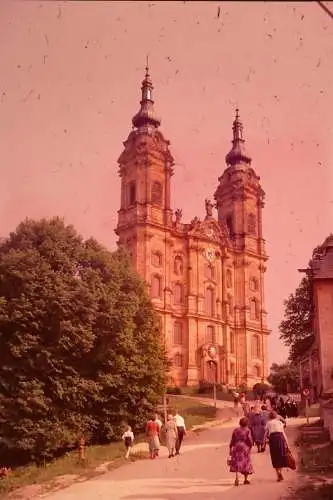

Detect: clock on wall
[204, 227, 214, 238]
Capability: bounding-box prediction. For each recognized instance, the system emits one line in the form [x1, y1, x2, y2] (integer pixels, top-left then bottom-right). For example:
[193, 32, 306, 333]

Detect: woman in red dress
[146, 417, 160, 459]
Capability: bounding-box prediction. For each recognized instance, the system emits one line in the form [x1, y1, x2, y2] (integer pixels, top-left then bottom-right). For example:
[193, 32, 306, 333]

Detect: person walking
[122, 425, 134, 460]
[146, 416, 160, 459]
[229, 416, 254, 486]
[174, 411, 186, 455]
[249, 407, 266, 453]
[165, 414, 178, 458]
[265, 411, 289, 481]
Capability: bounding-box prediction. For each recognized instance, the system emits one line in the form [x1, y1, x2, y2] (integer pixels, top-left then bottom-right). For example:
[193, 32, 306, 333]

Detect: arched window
[251, 334, 261, 358]
[206, 325, 215, 344]
[174, 353, 183, 368]
[174, 256, 183, 275]
[226, 269, 232, 288]
[230, 330, 235, 354]
[206, 264, 214, 280]
[128, 181, 136, 206]
[250, 298, 259, 320]
[151, 181, 163, 206]
[248, 213, 256, 235]
[152, 251, 162, 267]
[173, 322, 183, 345]
[226, 214, 234, 236]
[174, 283, 183, 304]
[151, 275, 162, 298]
[249, 276, 259, 291]
[206, 287, 214, 316]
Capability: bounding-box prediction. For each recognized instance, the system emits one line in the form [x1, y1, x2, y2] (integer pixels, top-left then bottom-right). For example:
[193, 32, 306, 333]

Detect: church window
[230, 330, 235, 354]
[254, 365, 261, 378]
[251, 334, 261, 358]
[151, 181, 163, 206]
[230, 362, 236, 376]
[206, 264, 214, 280]
[206, 325, 215, 344]
[174, 256, 183, 275]
[173, 322, 183, 345]
[226, 215, 234, 236]
[249, 276, 259, 291]
[174, 283, 184, 304]
[152, 251, 162, 267]
[226, 269, 232, 288]
[250, 298, 260, 320]
[151, 274, 162, 298]
[174, 353, 183, 368]
[206, 287, 214, 316]
[247, 213, 257, 235]
[128, 181, 136, 206]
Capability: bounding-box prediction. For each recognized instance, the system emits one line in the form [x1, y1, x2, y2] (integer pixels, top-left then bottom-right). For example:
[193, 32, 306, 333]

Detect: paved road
[44, 417, 300, 500]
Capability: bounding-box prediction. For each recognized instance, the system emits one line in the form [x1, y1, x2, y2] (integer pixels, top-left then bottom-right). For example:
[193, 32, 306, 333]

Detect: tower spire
[225, 108, 252, 166]
[132, 60, 161, 129]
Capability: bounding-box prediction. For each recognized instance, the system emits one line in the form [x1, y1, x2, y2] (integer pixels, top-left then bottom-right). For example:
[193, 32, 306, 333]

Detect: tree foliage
[268, 362, 300, 394]
[0, 217, 168, 465]
[279, 245, 322, 361]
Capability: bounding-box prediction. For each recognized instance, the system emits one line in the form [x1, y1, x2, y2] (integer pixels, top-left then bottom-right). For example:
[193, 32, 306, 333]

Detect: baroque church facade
[115, 67, 270, 388]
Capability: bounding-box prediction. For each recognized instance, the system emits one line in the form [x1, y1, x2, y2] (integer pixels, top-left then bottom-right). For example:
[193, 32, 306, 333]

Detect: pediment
[187, 217, 230, 246]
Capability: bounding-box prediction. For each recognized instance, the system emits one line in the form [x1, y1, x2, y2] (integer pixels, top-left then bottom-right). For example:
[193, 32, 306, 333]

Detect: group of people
[229, 408, 294, 486]
[122, 411, 186, 460]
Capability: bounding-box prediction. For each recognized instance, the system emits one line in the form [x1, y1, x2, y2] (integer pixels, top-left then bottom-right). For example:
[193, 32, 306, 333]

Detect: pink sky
[1, 1, 332, 364]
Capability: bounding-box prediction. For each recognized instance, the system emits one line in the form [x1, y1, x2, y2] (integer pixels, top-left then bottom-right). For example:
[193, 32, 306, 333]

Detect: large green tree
[0, 218, 168, 465]
[268, 362, 300, 394]
[279, 245, 322, 361]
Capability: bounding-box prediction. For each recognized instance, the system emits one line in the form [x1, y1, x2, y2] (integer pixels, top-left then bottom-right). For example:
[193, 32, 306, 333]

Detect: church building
[115, 66, 270, 388]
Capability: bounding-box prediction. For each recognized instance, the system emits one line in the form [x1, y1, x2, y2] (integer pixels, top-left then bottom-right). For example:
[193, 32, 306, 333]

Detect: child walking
[122, 425, 134, 460]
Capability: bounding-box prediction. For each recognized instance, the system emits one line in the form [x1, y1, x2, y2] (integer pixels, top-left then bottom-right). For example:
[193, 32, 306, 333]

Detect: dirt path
[41, 417, 300, 500]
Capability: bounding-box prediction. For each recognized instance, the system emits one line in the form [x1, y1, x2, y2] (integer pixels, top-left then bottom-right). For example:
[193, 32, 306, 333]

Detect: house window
[249, 277, 259, 291]
[250, 298, 259, 320]
[251, 334, 261, 358]
[174, 283, 183, 304]
[206, 287, 214, 316]
[151, 275, 162, 298]
[173, 322, 183, 345]
[152, 251, 162, 267]
[248, 213, 256, 235]
[206, 325, 215, 344]
[226, 269, 232, 288]
[151, 181, 163, 206]
[230, 330, 235, 354]
[128, 181, 136, 206]
[174, 256, 183, 275]
[174, 353, 183, 368]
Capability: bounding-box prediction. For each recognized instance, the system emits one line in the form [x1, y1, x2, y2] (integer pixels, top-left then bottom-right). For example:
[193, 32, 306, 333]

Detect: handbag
[286, 447, 296, 470]
[227, 455, 232, 467]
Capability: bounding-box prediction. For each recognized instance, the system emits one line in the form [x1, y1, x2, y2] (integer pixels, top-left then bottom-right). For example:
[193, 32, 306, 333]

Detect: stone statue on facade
[205, 199, 214, 218]
[174, 208, 183, 224]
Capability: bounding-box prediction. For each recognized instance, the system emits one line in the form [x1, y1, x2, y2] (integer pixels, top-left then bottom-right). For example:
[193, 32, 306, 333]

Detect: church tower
[115, 64, 174, 278]
[214, 110, 269, 384]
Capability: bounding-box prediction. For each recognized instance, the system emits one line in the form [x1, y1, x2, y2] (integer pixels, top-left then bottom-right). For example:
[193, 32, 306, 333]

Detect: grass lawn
[0, 397, 217, 497]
